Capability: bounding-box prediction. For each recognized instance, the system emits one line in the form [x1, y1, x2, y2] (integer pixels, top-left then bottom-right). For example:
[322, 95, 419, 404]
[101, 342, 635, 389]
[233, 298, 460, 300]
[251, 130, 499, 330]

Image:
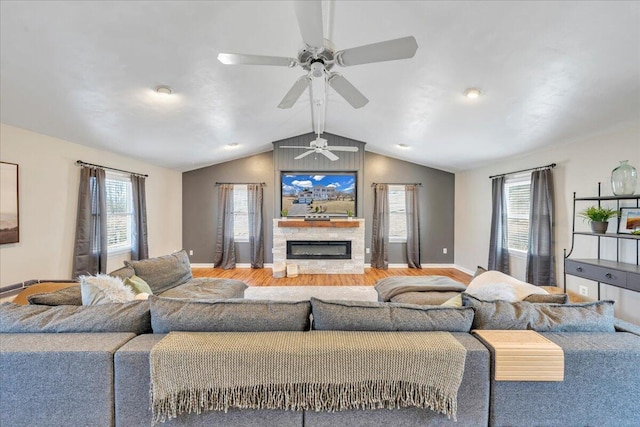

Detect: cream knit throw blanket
[150, 331, 467, 424]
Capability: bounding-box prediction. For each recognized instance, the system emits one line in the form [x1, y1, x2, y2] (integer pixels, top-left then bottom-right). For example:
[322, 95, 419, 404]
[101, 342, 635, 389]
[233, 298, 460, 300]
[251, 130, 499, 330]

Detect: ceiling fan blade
[320, 150, 339, 161]
[325, 146, 359, 152]
[217, 53, 296, 67]
[335, 36, 418, 67]
[280, 145, 309, 149]
[328, 74, 369, 109]
[278, 76, 310, 109]
[295, 150, 316, 160]
[294, 0, 324, 49]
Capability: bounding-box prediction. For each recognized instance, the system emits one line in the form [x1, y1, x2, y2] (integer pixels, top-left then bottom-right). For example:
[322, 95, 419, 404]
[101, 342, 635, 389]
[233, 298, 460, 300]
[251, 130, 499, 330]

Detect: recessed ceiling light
[398, 143, 410, 149]
[464, 88, 481, 99]
[155, 85, 173, 95]
[226, 143, 239, 149]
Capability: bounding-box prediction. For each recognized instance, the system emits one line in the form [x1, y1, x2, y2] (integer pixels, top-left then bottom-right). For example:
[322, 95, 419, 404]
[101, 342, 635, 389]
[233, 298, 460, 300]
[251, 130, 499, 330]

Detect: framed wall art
[0, 161, 19, 244]
[618, 207, 640, 235]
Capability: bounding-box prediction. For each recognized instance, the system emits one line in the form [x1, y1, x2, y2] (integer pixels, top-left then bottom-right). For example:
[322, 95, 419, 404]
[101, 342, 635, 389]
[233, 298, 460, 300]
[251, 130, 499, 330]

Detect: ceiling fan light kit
[217, 0, 419, 161]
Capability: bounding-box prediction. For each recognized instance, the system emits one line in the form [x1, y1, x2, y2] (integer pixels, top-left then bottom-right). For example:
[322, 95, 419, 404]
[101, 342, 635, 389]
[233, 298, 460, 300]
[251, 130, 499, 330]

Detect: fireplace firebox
[286, 241, 352, 260]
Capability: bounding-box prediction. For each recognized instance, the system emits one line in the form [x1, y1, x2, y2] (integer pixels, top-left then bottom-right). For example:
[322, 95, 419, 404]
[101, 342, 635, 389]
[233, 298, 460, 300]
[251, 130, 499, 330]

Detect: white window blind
[505, 175, 531, 252]
[233, 184, 249, 241]
[105, 172, 133, 253]
[388, 185, 407, 242]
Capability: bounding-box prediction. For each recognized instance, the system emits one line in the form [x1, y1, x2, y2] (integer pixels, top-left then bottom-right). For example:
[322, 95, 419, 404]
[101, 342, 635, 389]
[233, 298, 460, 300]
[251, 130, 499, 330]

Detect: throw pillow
[311, 298, 474, 332]
[80, 274, 135, 305]
[440, 292, 568, 308]
[461, 293, 615, 332]
[27, 285, 82, 306]
[0, 301, 151, 334]
[124, 275, 153, 295]
[108, 265, 135, 280]
[149, 296, 311, 333]
[124, 250, 192, 294]
[472, 265, 487, 279]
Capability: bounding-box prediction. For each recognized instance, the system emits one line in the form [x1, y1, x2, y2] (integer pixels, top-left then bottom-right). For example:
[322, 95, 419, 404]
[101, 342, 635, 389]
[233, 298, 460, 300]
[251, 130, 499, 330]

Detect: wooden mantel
[278, 219, 360, 228]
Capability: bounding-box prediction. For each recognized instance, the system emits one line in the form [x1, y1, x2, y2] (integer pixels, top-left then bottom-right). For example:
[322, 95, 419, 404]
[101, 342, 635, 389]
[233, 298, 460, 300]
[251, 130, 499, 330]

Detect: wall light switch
[443, 248, 447, 254]
[189, 250, 194, 256]
[366, 248, 370, 254]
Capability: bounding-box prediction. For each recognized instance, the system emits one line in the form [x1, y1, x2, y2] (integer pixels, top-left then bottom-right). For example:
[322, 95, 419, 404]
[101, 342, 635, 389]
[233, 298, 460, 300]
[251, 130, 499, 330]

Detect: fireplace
[287, 241, 352, 260]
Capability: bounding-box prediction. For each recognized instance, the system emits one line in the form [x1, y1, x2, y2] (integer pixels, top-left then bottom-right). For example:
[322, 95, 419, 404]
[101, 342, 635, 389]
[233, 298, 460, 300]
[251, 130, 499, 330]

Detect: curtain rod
[76, 160, 148, 177]
[215, 182, 266, 186]
[370, 182, 422, 187]
[489, 163, 556, 179]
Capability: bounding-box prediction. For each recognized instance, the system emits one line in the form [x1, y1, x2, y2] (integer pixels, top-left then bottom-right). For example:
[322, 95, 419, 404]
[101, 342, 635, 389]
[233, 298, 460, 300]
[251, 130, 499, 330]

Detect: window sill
[508, 248, 527, 259]
[389, 238, 407, 243]
[234, 239, 249, 243]
[108, 248, 132, 256]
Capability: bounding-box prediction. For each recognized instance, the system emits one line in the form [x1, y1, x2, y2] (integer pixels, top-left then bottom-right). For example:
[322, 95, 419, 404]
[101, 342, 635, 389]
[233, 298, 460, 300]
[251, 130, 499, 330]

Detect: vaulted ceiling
[1, 1, 638, 172]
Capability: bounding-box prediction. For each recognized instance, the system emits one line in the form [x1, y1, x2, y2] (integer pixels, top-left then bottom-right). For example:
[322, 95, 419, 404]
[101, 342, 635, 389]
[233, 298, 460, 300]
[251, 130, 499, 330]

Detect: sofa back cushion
[150, 296, 311, 333]
[461, 293, 615, 332]
[124, 250, 192, 294]
[108, 265, 135, 281]
[0, 301, 151, 334]
[27, 285, 82, 306]
[310, 298, 474, 332]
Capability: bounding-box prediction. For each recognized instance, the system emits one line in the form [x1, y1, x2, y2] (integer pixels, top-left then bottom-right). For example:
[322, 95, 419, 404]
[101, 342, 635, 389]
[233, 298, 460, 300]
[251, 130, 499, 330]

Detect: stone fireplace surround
[273, 219, 365, 274]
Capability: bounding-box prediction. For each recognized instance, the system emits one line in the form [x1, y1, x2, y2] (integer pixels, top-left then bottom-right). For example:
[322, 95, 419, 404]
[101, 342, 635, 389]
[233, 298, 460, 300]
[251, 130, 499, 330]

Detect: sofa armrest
[0, 333, 135, 427]
[614, 317, 640, 336]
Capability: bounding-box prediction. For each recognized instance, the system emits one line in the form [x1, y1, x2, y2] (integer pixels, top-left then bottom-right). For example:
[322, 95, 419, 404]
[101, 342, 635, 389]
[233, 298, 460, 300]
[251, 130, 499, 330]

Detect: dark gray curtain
[526, 169, 555, 285]
[405, 184, 421, 268]
[72, 166, 107, 278]
[247, 184, 264, 268]
[488, 176, 510, 273]
[214, 184, 236, 269]
[130, 175, 148, 261]
[371, 183, 389, 269]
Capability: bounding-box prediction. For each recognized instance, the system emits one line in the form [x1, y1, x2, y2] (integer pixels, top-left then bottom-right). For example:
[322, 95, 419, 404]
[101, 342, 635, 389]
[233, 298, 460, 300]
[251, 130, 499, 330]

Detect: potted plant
[346, 209, 354, 220]
[280, 209, 288, 219]
[578, 206, 618, 234]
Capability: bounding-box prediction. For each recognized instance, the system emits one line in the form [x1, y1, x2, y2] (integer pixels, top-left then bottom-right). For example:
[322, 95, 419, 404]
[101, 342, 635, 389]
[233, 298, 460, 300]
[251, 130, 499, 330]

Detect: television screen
[281, 172, 356, 217]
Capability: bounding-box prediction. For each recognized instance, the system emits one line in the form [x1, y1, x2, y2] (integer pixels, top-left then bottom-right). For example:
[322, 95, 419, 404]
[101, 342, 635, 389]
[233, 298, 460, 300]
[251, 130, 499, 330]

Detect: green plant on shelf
[578, 206, 618, 223]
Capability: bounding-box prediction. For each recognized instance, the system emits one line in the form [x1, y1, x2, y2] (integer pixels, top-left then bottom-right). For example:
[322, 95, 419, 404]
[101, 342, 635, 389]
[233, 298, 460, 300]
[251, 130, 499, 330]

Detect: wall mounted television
[281, 172, 356, 217]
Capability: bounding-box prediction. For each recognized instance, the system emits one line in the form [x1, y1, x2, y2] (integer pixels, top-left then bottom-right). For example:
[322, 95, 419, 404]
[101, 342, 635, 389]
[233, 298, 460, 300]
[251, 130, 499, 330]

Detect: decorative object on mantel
[618, 207, 640, 234]
[0, 161, 19, 244]
[346, 209, 354, 220]
[611, 160, 637, 196]
[578, 206, 617, 234]
[280, 209, 288, 219]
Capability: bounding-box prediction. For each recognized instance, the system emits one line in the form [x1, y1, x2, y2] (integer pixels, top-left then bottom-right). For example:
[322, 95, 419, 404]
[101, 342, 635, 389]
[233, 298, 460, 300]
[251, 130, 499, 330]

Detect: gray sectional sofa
[1, 254, 639, 427]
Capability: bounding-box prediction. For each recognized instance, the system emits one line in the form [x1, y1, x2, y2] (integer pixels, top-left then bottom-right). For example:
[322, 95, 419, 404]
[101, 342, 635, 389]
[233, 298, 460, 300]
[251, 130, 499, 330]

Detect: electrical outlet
[189, 250, 193, 256]
[366, 248, 370, 254]
[443, 248, 448, 254]
[579, 285, 589, 296]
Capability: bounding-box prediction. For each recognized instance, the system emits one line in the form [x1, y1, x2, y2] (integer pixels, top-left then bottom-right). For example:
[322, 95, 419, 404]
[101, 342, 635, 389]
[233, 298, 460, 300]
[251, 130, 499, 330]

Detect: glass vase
[611, 160, 637, 196]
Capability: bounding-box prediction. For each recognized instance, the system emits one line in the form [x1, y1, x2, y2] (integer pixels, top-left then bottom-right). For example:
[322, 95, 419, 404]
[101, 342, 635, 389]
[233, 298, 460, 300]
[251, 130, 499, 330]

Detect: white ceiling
[1, 1, 638, 172]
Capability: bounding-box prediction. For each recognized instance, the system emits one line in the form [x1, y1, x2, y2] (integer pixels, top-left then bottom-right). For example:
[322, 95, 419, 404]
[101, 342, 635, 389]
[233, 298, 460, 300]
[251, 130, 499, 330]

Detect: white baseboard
[453, 264, 475, 275]
[191, 263, 274, 269]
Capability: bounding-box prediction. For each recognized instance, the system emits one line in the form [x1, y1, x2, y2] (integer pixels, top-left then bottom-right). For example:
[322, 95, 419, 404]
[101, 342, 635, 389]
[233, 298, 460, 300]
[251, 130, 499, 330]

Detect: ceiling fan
[217, 0, 419, 115]
[280, 134, 358, 161]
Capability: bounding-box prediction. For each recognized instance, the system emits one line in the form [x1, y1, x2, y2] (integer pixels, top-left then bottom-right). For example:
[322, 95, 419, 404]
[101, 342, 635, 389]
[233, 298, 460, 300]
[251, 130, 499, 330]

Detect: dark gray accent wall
[364, 152, 455, 264]
[182, 135, 455, 265]
[182, 152, 274, 264]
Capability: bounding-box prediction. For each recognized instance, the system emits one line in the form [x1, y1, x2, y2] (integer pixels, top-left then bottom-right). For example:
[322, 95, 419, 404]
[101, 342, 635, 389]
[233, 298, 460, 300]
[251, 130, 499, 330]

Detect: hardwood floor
[192, 267, 471, 287]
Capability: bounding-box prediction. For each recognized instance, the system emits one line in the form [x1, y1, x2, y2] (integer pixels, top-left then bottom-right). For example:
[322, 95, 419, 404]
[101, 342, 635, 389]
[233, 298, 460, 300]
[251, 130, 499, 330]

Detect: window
[105, 172, 133, 253]
[388, 185, 407, 242]
[233, 184, 249, 241]
[505, 174, 531, 253]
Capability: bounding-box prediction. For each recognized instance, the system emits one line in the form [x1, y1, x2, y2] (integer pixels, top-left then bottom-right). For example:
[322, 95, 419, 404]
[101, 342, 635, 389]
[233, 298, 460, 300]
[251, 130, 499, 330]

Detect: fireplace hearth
[287, 241, 352, 260]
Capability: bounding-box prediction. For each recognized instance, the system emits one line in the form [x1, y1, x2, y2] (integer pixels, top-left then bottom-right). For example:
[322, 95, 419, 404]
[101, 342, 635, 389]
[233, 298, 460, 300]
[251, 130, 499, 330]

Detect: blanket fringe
[151, 380, 457, 425]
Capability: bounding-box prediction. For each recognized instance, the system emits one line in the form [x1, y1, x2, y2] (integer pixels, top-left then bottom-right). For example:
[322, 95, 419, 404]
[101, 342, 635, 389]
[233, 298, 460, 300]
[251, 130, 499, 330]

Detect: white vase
[611, 160, 637, 196]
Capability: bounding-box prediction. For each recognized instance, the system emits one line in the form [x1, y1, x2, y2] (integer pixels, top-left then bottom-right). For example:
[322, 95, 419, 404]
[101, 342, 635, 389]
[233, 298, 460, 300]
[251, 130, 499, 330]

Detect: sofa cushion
[27, 285, 82, 306]
[0, 301, 151, 334]
[158, 278, 247, 300]
[461, 293, 615, 332]
[108, 265, 135, 281]
[149, 296, 311, 333]
[125, 250, 193, 294]
[310, 298, 474, 332]
[442, 292, 568, 308]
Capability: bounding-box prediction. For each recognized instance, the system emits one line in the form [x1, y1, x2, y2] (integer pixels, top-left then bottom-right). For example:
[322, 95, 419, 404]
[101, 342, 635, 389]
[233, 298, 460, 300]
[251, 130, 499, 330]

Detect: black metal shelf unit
[564, 183, 640, 299]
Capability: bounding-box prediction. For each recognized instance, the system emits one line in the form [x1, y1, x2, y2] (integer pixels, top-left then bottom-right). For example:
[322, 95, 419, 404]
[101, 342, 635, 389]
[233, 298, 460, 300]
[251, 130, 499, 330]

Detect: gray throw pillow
[524, 293, 568, 304]
[149, 296, 311, 333]
[27, 285, 82, 306]
[125, 250, 193, 294]
[108, 265, 135, 281]
[461, 293, 615, 332]
[310, 298, 474, 332]
[0, 301, 151, 334]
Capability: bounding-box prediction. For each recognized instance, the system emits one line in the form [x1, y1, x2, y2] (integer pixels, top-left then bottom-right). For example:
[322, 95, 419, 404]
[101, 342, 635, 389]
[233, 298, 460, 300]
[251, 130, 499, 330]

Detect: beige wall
[455, 122, 640, 323]
[0, 124, 182, 287]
